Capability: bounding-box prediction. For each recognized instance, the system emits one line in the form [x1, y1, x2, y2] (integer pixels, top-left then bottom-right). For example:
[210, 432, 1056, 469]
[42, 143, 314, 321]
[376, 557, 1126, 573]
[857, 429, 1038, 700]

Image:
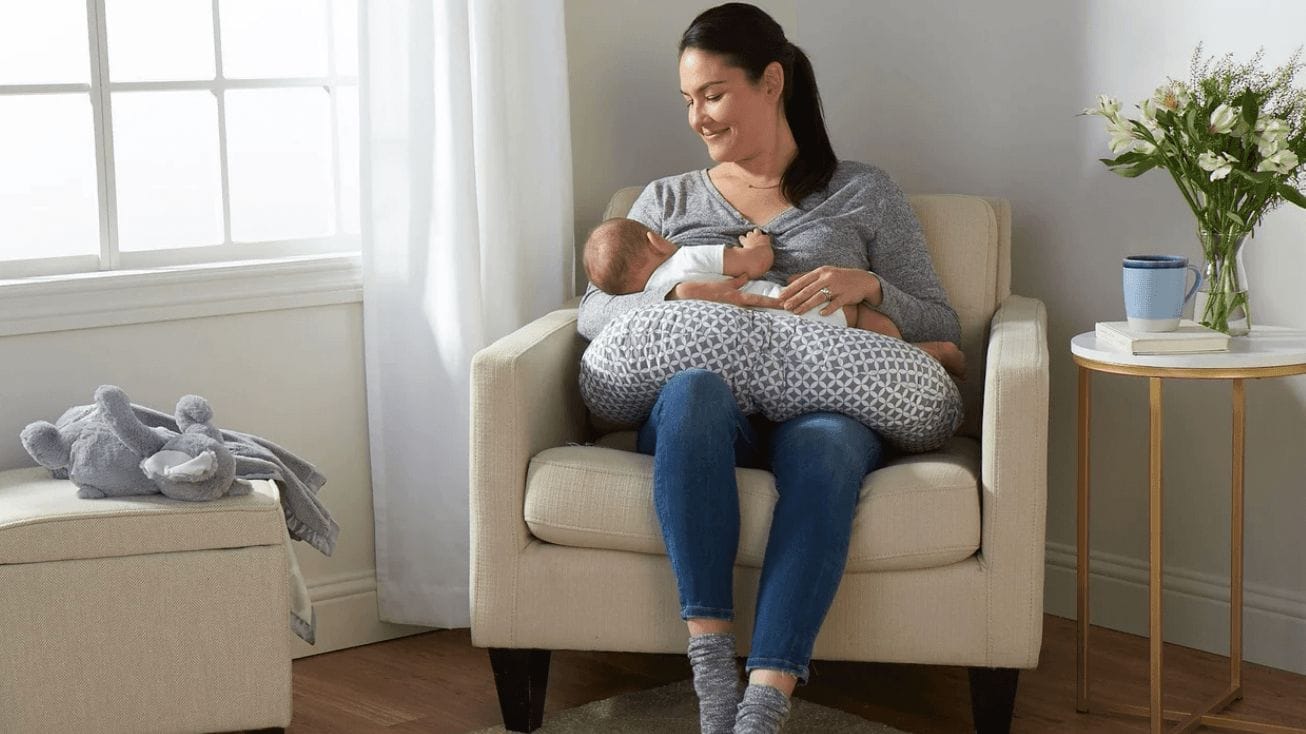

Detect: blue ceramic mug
[1122, 255, 1203, 332]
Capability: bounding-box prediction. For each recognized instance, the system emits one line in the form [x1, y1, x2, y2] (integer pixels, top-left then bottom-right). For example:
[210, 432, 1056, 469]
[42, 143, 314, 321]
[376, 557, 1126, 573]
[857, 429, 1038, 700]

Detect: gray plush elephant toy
[20, 385, 252, 501]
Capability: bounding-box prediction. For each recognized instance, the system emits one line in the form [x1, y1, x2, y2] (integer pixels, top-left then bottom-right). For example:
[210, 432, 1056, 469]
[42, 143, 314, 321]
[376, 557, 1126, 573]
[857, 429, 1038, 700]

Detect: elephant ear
[95, 385, 167, 457]
[20, 421, 70, 471]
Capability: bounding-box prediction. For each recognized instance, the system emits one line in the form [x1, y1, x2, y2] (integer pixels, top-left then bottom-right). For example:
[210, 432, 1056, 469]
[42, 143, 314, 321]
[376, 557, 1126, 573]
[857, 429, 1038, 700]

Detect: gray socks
[734, 683, 792, 733]
[687, 633, 741, 734]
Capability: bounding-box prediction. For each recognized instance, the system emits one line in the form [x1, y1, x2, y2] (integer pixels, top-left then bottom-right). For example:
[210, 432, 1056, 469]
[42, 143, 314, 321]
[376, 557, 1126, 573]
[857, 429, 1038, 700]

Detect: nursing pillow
[580, 300, 963, 453]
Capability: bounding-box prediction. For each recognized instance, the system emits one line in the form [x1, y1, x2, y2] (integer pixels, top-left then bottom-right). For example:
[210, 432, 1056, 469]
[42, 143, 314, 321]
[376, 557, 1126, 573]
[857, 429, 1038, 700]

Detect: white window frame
[0, 0, 363, 335]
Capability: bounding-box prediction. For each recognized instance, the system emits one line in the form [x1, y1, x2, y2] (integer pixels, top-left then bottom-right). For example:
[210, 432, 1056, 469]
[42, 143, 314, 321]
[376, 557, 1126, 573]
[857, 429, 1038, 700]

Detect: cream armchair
[470, 189, 1048, 733]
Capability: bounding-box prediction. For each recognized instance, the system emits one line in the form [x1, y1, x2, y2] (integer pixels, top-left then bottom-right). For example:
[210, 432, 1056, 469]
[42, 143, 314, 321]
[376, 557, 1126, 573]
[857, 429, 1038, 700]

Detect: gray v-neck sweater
[578, 161, 961, 345]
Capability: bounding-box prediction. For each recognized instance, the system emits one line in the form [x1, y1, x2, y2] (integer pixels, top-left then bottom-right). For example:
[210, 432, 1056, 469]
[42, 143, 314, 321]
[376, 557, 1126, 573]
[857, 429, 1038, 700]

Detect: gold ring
[819, 287, 833, 299]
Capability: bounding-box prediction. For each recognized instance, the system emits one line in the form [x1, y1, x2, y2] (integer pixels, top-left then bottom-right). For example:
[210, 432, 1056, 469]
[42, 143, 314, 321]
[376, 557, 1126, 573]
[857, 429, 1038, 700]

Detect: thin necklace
[712, 167, 781, 189]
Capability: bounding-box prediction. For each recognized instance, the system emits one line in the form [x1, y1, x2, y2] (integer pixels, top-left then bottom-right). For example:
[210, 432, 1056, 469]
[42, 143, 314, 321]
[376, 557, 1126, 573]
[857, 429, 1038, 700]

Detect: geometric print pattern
[580, 300, 963, 453]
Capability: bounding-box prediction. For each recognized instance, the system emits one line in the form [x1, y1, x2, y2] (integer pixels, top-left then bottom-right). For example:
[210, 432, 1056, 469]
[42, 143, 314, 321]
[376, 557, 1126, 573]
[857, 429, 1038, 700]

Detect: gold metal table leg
[1149, 376, 1164, 733]
[1232, 379, 1245, 697]
[1077, 365, 1091, 713]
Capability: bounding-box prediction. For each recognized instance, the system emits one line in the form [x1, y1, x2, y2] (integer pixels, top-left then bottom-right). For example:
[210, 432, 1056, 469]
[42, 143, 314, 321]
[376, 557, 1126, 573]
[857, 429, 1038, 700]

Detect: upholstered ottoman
[0, 467, 292, 733]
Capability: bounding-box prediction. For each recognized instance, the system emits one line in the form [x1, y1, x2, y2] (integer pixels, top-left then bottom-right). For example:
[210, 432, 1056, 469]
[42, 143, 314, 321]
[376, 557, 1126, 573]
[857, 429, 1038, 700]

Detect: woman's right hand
[668, 275, 783, 309]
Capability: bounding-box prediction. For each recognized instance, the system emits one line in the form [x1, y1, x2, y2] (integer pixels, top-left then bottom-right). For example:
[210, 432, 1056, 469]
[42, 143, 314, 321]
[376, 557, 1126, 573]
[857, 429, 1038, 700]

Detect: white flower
[1152, 81, 1191, 111]
[1254, 117, 1290, 155]
[1257, 148, 1300, 174]
[1083, 94, 1122, 121]
[1256, 117, 1291, 138]
[1257, 137, 1282, 156]
[1135, 140, 1158, 155]
[1140, 114, 1165, 143]
[1209, 104, 1238, 135]
[1140, 98, 1158, 121]
[1107, 116, 1135, 154]
[1198, 151, 1238, 181]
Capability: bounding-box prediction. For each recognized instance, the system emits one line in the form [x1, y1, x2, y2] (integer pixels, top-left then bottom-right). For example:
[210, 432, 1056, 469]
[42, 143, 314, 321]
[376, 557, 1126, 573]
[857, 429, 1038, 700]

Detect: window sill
[0, 253, 363, 338]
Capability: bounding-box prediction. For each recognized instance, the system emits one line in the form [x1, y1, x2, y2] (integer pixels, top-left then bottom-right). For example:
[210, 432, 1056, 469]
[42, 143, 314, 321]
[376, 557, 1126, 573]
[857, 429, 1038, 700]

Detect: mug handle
[1183, 265, 1203, 306]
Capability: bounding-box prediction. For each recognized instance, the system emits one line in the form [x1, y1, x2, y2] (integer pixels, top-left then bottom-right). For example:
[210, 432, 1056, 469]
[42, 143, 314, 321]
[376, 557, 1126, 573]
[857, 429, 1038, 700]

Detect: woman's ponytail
[779, 42, 837, 206]
[680, 4, 839, 207]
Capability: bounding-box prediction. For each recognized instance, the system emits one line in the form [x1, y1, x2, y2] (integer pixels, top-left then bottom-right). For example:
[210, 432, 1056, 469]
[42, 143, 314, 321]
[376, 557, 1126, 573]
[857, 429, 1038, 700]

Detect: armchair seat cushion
[523, 434, 980, 573]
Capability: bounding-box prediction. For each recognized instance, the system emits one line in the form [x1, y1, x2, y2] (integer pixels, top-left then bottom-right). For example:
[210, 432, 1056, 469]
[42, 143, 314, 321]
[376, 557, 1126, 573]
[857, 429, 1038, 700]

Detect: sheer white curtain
[360, 0, 573, 627]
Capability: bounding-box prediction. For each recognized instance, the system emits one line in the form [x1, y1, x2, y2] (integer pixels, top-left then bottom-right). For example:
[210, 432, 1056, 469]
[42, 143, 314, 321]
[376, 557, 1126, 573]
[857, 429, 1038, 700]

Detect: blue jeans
[636, 369, 885, 683]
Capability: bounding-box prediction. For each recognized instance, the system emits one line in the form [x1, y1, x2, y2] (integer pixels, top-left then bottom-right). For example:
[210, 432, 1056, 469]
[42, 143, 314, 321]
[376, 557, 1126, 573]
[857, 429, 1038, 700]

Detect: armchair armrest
[470, 307, 589, 644]
[979, 294, 1049, 667]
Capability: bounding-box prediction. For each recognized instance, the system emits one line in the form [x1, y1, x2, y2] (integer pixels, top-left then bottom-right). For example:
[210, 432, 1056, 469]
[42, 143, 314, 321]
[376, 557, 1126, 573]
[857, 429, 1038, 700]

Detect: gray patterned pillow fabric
[580, 301, 963, 453]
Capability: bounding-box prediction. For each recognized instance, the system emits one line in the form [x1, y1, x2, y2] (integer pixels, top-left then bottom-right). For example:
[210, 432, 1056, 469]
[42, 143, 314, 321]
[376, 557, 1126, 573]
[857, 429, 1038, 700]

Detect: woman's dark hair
[679, 2, 837, 206]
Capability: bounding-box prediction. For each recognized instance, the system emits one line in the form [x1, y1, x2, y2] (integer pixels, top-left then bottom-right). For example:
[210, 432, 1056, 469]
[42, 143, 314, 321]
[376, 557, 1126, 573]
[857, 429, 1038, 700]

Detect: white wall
[0, 304, 427, 657]
[565, 0, 1306, 673]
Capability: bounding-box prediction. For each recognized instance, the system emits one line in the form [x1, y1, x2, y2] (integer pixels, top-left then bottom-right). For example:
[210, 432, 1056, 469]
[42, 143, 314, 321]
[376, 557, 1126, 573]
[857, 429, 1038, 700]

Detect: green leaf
[1278, 183, 1306, 208]
[1291, 132, 1306, 158]
[1184, 106, 1202, 142]
[1112, 159, 1160, 178]
[1233, 169, 1275, 186]
[1111, 151, 1149, 166]
[1238, 91, 1258, 126]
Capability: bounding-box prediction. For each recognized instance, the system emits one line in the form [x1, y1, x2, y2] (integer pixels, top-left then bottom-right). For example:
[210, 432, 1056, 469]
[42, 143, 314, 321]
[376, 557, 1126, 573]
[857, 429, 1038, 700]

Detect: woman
[577, 4, 961, 732]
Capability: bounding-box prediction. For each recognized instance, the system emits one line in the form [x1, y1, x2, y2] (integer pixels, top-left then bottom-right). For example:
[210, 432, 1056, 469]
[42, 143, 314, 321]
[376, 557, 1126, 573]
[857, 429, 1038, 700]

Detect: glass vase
[1193, 229, 1251, 336]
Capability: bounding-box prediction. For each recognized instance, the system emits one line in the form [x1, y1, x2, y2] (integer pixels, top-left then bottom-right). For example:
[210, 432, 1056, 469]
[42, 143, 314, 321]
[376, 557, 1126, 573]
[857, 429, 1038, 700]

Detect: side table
[1072, 326, 1306, 734]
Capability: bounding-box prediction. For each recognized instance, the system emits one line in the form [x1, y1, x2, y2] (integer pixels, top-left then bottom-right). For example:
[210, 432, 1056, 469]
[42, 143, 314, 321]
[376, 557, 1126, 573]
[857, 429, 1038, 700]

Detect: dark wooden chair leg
[968, 666, 1019, 734]
[488, 648, 551, 732]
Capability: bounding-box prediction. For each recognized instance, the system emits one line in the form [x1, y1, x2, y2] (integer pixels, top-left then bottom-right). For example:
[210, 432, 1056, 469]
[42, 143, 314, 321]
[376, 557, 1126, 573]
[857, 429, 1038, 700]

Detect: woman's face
[679, 48, 781, 163]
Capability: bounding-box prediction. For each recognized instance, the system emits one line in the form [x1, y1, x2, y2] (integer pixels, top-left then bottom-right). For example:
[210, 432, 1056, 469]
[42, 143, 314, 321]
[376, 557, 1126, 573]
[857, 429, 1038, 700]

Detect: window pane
[226, 88, 332, 241]
[333, 0, 358, 77]
[219, 0, 328, 79]
[0, 95, 99, 260]
[0, 0, 90, 85]
[106, 0, 215, 82]
[113, 91, 223, 251]
[336, 86, 359, 234]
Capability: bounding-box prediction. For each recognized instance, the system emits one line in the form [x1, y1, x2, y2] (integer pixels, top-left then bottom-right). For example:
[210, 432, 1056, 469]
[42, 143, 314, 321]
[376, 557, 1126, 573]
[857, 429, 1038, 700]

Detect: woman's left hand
[779, 266, 882, 316]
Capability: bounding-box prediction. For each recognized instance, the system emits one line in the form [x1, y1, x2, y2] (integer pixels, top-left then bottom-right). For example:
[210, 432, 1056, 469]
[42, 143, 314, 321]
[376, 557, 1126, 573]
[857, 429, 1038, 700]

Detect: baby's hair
[583, 217, 658, 294]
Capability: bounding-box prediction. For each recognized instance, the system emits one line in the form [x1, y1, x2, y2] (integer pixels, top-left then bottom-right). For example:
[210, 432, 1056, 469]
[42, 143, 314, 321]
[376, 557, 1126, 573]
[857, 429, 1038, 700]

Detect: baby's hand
[738, 228, 772, 250]
[724, 228, 774, 279]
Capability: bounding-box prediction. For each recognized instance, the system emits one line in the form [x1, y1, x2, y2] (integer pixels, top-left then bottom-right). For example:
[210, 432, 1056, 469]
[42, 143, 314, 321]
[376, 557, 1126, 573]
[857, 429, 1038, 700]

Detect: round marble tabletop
[1071, 325, 1306, 371]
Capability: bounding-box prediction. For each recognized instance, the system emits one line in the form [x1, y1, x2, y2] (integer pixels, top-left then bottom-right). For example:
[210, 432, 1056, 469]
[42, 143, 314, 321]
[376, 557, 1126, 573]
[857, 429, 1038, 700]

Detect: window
[0, 0, 360, 281]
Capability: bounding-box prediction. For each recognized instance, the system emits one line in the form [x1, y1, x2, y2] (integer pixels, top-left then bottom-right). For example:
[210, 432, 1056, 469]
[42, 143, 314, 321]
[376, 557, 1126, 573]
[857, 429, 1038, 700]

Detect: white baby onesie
[644, 245, 847, 328]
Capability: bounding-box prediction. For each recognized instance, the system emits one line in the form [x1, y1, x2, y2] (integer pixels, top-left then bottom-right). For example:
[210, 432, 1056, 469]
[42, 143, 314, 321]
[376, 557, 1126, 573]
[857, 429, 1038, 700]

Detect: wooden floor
[283, 615, 1306, 733]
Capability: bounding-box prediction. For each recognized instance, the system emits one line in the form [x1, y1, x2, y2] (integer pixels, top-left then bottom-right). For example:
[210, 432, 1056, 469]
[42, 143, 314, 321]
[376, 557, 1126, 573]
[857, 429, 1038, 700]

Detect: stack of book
[1095, 320, 1231, 355]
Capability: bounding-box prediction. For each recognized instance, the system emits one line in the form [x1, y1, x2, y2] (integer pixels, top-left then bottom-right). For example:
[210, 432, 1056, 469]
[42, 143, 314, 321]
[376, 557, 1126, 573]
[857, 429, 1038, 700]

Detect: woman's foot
[734, 683, 791, 733]
[688, 633, 742, 734]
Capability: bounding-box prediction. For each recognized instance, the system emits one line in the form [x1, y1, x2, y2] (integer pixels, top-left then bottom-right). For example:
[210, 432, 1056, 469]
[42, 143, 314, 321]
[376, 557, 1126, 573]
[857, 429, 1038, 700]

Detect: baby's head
[583, 217, 676, 294]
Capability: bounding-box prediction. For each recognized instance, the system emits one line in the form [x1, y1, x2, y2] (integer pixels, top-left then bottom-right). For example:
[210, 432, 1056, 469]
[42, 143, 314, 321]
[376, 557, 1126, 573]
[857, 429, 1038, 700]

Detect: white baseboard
[1044, 541, 1306, 675]
[289, 569, 434, 659]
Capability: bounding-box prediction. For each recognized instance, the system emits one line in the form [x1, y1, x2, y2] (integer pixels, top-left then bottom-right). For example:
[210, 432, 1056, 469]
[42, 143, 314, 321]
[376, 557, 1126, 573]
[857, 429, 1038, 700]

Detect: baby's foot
[916, 341, 966, 379]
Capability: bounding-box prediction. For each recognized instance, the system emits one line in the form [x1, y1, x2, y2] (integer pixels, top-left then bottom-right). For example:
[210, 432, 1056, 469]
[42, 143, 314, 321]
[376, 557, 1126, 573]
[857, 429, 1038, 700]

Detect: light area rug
[468, 678, 911, 733]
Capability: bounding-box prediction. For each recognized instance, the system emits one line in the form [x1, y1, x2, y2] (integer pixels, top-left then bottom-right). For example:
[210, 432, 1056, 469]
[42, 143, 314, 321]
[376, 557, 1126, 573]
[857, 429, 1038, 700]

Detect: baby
[584, 217, 965, 377]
